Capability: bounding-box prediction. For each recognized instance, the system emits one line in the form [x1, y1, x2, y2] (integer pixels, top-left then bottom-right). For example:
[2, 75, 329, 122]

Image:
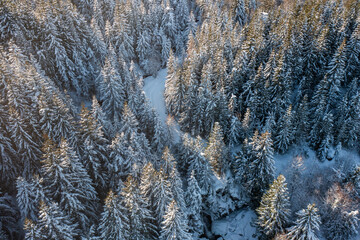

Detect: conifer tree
[185, 171, 203, 238]
[78, 104, 108, 189]
[98, 190, 129, 240]
[151, 116, 167, 155]
[100, 52, 125, 123]
[205, 122, 227, 176]
[41, 137, 98, 232]
[122, 175, 157, 240]
[24, 218, 43, 240]
[160, 200, 192, 240]
[38, 93, 77, 146]
[91, 96, 112, 138]
[274, 105, 294, 153]
[8, 107, 41, 178]
[248, 131, 275, 199]
[152, 168, 174, 224]
[257, 175, 290, 237]
[16, 176, 45, 221]
[37, 201, 77, 240]
[108, 133, 131, 188]
[228, 115, 242, 147]
[287, 203, 321, 240]
[0, 192, 22, 239]
[0, 111, 18, 184]
[118, 103, 139, 141]
[169, 165, 186, 213]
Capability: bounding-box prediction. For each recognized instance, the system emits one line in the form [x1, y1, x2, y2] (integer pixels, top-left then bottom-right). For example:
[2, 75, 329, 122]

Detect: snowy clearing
[212, 209, 258, 240]
[143, 68, 182, 143]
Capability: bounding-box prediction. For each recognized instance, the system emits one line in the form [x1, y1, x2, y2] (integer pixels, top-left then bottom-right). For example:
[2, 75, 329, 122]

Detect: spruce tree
[37, 201, 77, 240]
[24, 218, 43, 240]
[204, 122, 227, 176]
[78, 104, 108, 189]
[257, 175, 290, 237]
[122, 175, 157, 240]
[41, 137, 98, 232]
[248, 131, 275, 199]
[100, 52, 125, 123]
[160, 200, 192, 240]
[16, 176, 45, 221]
[98, 190, 129, 240]
[152, 168, 174, 224]
[185, 171, 203, 238]
[287, 203, 321, 240]
[274, 105, 294, 153]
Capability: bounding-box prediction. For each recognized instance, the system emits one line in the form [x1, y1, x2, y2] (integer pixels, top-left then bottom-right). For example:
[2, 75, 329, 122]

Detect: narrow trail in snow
[143, 68, 181, 143]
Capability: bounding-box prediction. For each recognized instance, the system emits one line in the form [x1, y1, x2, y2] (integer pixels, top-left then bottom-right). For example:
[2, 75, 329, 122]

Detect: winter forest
[0, 0, 360, 239]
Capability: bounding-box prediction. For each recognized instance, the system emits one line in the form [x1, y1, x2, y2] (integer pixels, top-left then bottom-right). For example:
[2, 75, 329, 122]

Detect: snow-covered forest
[0, 0, 360, 239]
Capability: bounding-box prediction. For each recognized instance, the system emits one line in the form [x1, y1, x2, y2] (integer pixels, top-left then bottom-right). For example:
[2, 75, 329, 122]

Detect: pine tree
[287, 203, 321, 240]
[38, 93, 77, 145]
[113, 2, 134, 61]
[185, 171, 203, 238]
[98, 190, 129, 240]
[151, 116, 167, 155]
[108, 133, 132, 188]
[160, 200, 192, 240]
[257, 175, 290, 237]
[345, 23, 360, 83]
[91, 96, 112, 138]
[0, 107, 18, 184]
[293, 94, 310, 145]
[205, 122, 227, 176]
[233, 0, 247, 27]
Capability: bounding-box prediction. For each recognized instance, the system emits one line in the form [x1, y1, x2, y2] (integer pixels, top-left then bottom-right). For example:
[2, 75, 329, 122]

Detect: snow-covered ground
[143, 68, 182, 143]
[212, 209, 258, 240]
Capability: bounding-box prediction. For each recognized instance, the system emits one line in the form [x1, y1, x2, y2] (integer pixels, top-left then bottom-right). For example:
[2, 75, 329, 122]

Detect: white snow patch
[274, 147, 360, 178]
[212, 209, 258, 240]
[143, 68, 182, 143]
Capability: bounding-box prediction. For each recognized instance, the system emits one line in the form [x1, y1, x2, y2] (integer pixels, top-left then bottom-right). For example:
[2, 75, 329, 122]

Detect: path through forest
[143, 68, 182, 143]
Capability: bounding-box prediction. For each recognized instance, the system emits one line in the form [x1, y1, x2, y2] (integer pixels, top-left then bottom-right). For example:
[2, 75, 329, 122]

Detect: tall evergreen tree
[160, 200, 192, 240]
[185, 171, 203, 238]
[274, 105, 294, 153]
[41, 137, 98, 232]
[287, 203, 321, 240]
[78, 104, 108, 189]
[122, 175, 157, 240]
[37, 201, 77, 240]
[204, 122, 227, 176]
[248, 131, 275, 199]
[257, 175, 290, 237]
[100, 51, 125, 123]
[98, 190, 129, 240]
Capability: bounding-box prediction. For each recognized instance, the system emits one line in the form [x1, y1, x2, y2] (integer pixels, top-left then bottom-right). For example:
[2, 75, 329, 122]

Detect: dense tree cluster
[0, 0, 359, 239]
